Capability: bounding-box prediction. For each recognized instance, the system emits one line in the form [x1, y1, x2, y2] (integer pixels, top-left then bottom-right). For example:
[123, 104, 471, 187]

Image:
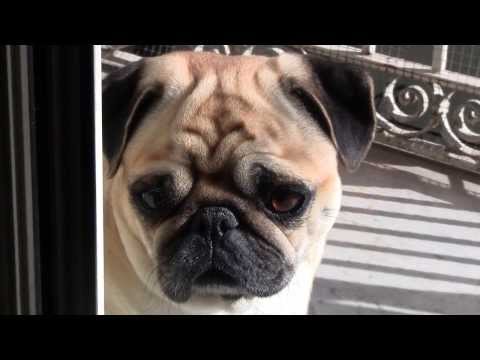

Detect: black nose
[189, 207, 239, 242]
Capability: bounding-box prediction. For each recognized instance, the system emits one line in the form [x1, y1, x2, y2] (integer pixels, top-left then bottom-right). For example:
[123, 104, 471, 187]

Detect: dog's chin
[192, 286, 247, 302]
[160, 260, 294, 304]
[192, 269, 247, 301]
[166, 276, 262, 315]
[168, 292, 255, 315]
[159, 263, 293, 306]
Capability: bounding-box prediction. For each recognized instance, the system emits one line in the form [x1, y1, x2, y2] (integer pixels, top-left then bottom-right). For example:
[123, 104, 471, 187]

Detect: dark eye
[268, 187, 305, 214]
[140, 188, 164, 210]
[130, 175, 175, 215]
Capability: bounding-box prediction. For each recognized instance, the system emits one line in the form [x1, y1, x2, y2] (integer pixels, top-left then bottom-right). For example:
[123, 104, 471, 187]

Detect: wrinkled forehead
[121, 52, 337, 183]
[138, 51, 312, 89]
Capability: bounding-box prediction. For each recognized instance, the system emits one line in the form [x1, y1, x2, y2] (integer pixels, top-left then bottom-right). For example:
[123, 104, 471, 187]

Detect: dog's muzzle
[158, 206, 293, 303]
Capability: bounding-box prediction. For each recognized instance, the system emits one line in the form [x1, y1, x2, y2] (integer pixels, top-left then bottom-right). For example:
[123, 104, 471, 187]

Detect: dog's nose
[190, 207, 239, 242]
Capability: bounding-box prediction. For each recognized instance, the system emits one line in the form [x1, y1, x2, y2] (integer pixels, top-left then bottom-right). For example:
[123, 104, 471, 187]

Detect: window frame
[0, 45, 99, 315]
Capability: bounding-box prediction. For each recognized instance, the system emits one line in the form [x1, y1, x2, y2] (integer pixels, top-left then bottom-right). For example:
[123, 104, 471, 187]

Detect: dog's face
[103, 52, 376, 309]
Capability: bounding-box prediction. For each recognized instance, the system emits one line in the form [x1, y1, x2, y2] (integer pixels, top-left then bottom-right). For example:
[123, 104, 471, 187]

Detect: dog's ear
[103, 60, 163, 177]
[285, 56, 377, 172]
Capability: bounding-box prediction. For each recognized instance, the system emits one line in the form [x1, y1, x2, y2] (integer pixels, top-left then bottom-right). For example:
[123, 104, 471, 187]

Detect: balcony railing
[297, 45, 480, 175]
[102, 45, 480, 175]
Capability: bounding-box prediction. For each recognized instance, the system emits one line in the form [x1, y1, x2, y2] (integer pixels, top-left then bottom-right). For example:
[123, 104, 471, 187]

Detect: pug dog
[103, 51, 376, 315]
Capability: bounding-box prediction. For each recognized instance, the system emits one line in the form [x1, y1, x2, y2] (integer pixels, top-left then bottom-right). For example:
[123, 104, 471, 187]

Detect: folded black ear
[287, 56, 377, 172]
[103, 60, 162, 177]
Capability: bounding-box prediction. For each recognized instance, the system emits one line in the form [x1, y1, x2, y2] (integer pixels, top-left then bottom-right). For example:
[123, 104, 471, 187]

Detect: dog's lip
[194, 268, 239, 288]
[192, 268, 246, 301]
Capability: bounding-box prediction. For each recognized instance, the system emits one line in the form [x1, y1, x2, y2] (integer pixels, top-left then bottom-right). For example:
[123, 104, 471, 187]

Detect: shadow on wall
[309, 144, 480, 315]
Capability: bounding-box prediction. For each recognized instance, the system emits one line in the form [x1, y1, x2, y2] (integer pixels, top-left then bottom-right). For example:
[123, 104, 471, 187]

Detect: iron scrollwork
[376, 78, 480, 170]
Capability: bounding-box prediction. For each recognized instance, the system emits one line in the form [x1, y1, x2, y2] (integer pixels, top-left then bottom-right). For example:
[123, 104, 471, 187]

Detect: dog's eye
[131, 175, 176, 216]
[269, 187, 305, 214]
[141, 188, 164, 210]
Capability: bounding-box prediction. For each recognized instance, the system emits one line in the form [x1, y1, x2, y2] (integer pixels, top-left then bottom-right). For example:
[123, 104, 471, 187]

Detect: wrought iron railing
[101, 45, 480, 175]
[298, 45, 480, 175]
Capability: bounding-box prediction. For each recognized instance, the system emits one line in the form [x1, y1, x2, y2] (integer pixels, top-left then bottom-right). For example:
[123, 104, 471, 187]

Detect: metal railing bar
[432, 45, 449, 73]
[298, 45, 480, 96]
[362, 45, 377, 55]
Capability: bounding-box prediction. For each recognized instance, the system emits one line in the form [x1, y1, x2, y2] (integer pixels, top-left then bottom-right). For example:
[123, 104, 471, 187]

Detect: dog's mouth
[159, 233, 293, 304]
[193, 268, 245, 301]
[194, 268, 239, 288]
[158, 206, 293, 304]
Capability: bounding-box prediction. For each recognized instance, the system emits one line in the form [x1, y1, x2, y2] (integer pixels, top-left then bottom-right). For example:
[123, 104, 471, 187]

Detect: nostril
[217, 215, 239, 237]
[198, 221, 209, 237]
[218, 220, 230, 237]
[190, 213, 211, 238]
